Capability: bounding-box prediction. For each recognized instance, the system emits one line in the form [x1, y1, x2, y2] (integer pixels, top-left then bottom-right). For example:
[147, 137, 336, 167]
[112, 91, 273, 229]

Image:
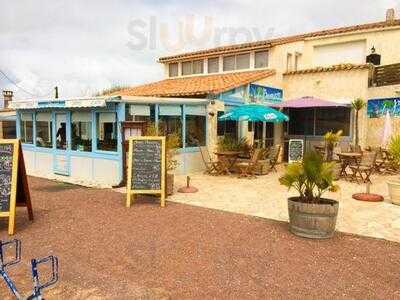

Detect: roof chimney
[2, 90, 13, 109]
[386, 8, 395, 22]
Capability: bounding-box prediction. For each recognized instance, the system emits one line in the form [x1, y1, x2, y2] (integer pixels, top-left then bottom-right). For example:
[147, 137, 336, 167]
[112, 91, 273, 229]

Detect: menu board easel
[126, 136, 166, 207]
[288, 139, 304, 163]
[0, 139, 33, 235]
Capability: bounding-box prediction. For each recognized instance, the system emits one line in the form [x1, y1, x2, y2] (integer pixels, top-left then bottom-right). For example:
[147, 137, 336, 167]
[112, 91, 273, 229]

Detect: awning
[271, 96, 349, 108]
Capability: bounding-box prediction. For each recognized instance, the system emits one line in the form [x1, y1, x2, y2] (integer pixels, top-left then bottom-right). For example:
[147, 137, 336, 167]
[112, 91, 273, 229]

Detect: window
[192, 60, 204, 74]
[223, 55, 235, 71]
[36, 112, 52, 148]
[181, 60, 204, 76]
[294, 52, 301, 71]
[255, 51, 268, 68]
[185, 106, 206, 147]
[236, 53, 250, 70]
[287, 107, 351, 136]
[217, 111, 238, 140]
[127, 104, 152, 122]
[20, 113, 33, 144]
[286, 53, 293, 72]
[288, 108, 314, 135]
[182, 61, 192, 75]
[223, 53, 251, 71]
[159, 105, 182, 147]
[72, 112, 92, 152]
[96, 112, 117, 152]
[315, 108, 351, 136]
[169, 63, 178, 77]
[208, 57, 219, 73]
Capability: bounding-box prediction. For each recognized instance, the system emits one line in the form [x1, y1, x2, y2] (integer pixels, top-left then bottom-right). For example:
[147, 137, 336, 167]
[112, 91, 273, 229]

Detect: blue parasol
[218, 103, 289, 123]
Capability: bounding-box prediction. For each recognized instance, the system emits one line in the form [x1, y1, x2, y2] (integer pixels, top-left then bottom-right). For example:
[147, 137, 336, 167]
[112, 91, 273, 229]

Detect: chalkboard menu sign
[132, 140, 162, 190]
[288, 139, 304, 163]
[0, 139, 33, 235]
[126, 137, 166, 208]
[0, 143, 14, 212]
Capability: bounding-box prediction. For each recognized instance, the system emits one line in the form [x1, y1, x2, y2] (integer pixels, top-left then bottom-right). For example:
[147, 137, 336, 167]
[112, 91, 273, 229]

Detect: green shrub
[217, 135, 250, 153]
[389, 135, 400, 166]
[279, 151, 339, 203]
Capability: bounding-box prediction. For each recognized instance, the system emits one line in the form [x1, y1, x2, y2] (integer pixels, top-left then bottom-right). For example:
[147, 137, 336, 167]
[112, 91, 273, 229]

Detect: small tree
[324, 130, 343, 161]
[389, 134, 400, 167]
[351, 98, 366, 147]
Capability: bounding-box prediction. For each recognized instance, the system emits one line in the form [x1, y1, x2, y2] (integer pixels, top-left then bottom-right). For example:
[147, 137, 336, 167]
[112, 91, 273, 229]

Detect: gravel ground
[0, 176, 399, 299]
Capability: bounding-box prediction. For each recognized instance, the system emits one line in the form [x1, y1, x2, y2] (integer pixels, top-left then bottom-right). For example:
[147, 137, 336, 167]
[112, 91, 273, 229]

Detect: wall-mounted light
[208, 112, 215, 117]
[210, 100, 215, 105]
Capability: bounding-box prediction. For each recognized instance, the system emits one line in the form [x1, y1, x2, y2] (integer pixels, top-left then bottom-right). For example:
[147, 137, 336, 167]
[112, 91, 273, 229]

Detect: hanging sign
[288, 139, 304, 163]
[249, 84, 283, 103]
[126, 136, 166, 207]
[0, 139, 33, 235]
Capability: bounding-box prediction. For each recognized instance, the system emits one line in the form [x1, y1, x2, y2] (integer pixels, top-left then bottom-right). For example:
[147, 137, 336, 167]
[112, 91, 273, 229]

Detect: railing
[370, 63, 400, 87]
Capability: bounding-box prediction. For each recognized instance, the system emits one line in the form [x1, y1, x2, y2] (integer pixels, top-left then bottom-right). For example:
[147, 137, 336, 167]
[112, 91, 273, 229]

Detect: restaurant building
[10, 9, 400, 187]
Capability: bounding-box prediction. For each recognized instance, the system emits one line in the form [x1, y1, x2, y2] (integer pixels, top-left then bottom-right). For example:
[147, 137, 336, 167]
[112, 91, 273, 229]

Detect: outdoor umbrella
[382, 110, 392, 147]
[218, 103, 289, 123]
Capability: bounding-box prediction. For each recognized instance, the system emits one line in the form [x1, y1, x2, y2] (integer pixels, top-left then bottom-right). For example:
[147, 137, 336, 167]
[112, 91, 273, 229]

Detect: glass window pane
[182, 61, 192, 75]
[255, 51, 268, 68]
[159, 116, 182, 148]
[315, 107, 351, 136]
[96, 112, 117, 152]
[217, 111, 238, 140]
[169, 63, 178, 77]
[36, 112, 52, 148]
[186, 115, 206, 147]
[223, 56, 235, 71]
[193, 60, 204, 74]
[20, 113, 33, 144]
[288, 108, 314, 135]
[208, 57, 219, 73]
[72, 112, 92, 152]
[236, 53, 250, 69]
[55, 114, 67, 150]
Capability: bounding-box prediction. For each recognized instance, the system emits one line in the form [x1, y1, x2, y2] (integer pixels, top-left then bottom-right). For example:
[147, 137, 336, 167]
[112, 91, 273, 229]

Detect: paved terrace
[170, 167, 400, 243]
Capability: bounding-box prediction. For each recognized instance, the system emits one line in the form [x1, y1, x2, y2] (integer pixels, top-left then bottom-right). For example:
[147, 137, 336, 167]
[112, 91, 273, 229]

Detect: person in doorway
[56, 123, 66, 148]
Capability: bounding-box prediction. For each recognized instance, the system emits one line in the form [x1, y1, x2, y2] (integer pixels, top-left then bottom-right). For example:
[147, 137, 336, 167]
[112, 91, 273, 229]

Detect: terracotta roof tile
[159, 19, 400, 62]
[283, 63, 372, 75]
[113, 70, 275, 97]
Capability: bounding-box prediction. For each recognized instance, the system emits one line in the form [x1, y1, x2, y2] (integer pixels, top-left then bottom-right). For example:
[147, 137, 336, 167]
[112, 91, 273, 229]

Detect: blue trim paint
[182, 104, 187, 174]
[155, 104, 159, 134]
[16, 111, 21, 139]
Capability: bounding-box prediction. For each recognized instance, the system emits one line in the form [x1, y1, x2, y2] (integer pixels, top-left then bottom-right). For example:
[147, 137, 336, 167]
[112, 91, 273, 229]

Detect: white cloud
[0, 0, 397, 99]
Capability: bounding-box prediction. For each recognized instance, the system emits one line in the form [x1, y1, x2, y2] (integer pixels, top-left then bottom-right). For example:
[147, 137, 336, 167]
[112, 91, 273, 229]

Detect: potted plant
[279, 151, 340, 239]
[387, 134, 400, 205]
[324, 130, 343, 180]
[351, 98, 366, 149]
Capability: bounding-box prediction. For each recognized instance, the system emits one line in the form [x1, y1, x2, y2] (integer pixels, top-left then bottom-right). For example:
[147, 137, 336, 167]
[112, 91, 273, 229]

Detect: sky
[0, 0, 399, 101]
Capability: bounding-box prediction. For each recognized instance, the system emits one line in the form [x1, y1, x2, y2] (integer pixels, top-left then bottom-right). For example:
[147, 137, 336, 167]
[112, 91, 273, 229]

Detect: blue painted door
[53, 113, 70, 175]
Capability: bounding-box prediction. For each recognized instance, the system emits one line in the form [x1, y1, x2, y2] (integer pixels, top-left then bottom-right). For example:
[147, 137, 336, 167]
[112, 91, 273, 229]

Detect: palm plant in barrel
[279, 151, 339, 238]
[351, 98, 366, 148]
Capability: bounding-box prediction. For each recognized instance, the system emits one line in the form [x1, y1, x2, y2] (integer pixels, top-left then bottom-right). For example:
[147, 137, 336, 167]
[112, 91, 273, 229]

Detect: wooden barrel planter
[287, 197, 339, 239]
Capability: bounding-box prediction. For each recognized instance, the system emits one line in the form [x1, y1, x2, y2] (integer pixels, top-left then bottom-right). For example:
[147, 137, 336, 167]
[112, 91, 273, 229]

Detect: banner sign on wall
[249, 84, 283, 103]
[367, 97, 400, 118]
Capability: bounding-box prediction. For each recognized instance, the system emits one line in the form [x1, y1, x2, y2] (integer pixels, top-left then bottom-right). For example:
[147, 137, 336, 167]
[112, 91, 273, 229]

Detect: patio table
[214, 151, 241, 175]
[337, 152, 362, 179]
